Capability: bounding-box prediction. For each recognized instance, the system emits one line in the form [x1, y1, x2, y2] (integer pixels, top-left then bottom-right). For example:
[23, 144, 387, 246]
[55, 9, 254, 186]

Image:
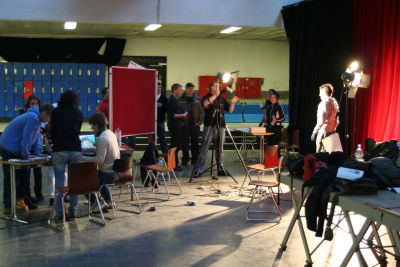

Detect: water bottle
[354, 144, 364, 160]
[115, 128, 121, 147]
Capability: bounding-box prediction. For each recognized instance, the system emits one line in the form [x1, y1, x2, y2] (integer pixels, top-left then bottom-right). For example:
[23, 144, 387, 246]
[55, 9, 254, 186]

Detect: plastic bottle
[115, 128, 121, 147]
[354, 144, 364, 160]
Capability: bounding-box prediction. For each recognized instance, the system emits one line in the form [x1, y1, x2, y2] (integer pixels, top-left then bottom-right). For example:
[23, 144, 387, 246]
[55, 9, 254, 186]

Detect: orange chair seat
[247, 164, 278, 171]
[145, 164, 172, 172]
[249, 180, 279, 187]
[57, 187, 69, 194]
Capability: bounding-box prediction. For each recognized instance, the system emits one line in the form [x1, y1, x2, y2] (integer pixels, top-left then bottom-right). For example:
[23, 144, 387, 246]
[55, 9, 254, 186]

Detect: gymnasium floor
[0, 150, 396, 267]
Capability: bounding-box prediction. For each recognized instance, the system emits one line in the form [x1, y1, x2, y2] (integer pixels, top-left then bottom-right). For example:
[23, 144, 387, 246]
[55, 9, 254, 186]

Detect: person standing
[167, 83, 188, 171]
[181, 83, 202, 165]
[259, 89, 276, 127]
[51, 90, 83, 222]
[157, 82, 169, 154]
[193, 82, 239, 177]
[311, 83, 340, 152]
[97, 87, 109, 120]
[0, 104, 53, 215]
[265, 91, 285, 146]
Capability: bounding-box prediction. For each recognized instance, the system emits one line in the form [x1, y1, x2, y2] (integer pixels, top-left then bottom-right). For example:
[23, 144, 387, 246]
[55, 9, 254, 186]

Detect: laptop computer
[79, 134, 96, 150]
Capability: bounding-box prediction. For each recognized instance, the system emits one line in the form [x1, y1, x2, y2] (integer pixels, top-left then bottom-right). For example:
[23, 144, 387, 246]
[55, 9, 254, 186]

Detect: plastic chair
[245, 145, 283, 222]
[102, 157, 142, 216]
[48, 162, 105, 230]
[142, 147, 182, 200]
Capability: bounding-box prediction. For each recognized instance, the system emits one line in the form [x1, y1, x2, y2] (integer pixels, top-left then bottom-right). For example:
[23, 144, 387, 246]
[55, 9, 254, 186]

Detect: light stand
[188, 73, 252, 185]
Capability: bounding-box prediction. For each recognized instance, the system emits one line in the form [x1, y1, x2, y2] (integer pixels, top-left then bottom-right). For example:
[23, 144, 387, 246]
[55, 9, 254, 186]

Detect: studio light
[220, 26, 242, 34]
[216, 71, 239, 93]
[342, 60, 363, 87]
[144, 24, 162, 31]
[64, 21, 77, 30]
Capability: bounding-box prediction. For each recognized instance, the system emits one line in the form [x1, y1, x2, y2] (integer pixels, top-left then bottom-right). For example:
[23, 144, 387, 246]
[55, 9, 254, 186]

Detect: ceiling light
[144, 24, 162, 31]
[64, 21, 77, 30]
[220, 26, 241, 34]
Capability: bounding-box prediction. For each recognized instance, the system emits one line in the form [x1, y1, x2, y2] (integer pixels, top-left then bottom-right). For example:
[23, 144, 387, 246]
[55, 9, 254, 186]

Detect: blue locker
[60, 80, 69, 95]
[69, 80, 79, 93]
[51, 63, 61, 81]
[41, 63, 51, 81]
[5, 80, 14, 117]
[60, 63, 68, 81]
[14, 81, 24, 111]
[79, 81, 88, 117]
[87, 98, 97, 116]
[96, 64, 106, 82]
[0, 80, 5, 117]
[51, 80, 61, 103]
[24, 63, 33, 81]
[32, 63, 42, 81]
[69, 63, 79, 81]
[3, 62, 14, 81]
[86, 64, 97, 81]
[78, 98, 88, 117]
[42, 80, 52, 104]
[87, 81, 96, 100]
[78, 64, 88, 81]
[0, 63, 5, 81]
[32, 80, 42, 101]
[14, 63, 24, 81]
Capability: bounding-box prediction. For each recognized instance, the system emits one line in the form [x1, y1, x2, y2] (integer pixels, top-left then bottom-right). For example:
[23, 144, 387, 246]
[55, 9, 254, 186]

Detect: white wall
[0, 0, 284, 27]
[123, 37, 289, 95]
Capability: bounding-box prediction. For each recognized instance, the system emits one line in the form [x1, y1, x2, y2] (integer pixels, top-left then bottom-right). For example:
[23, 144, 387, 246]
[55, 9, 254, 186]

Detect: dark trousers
[157, 122, 168, 154]
[140, 167, 157, 187]
[0, 147, 30, 208]
[182, 124, 200, 164]
[27, 167, 42, 198]
[169, 125, 188, 166]
[266, 126, 282, 146]
[90, 170, 115, 204]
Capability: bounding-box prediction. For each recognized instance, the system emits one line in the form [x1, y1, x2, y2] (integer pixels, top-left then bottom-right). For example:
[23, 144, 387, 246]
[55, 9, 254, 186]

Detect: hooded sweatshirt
[0, 106, 42, 158]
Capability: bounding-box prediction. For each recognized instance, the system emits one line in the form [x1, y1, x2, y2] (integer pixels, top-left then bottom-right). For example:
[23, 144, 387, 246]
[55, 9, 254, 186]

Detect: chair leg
[108, 186, 116, 218]
[246, 185, 281, 222]
[268, 186, 282, 216]
[88, 193, 92, 220]
[140, 170, 151, 193]
[171, 170, 182, 195]
[131, 184, 142, 213]
[156, 171, 170, 201]
[93, 193, 106, 226]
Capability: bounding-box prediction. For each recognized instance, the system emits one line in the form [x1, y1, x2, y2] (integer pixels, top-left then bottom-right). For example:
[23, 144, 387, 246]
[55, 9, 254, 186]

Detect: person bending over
[0, 104, 53, 215]
[51, 90, 83, 222]
[82, 112, 120, 211]
[193, 82, 239, 178]
[265, 91, 285, 146]
[181, 82, 202, 165]
[311, 83, 339, 152]
[167, 83, 188, 170]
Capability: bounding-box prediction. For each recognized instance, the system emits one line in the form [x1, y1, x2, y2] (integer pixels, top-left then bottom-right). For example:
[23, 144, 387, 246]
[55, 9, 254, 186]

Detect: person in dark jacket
[167, 83, 188, 171]
[0, 104, 53, 215]
[18, 95, 44, 207]
[259, 89, 275, 127]
[140, 135, 160, 187]
[157, 82, 168, 154]
[265, 91, 285, 146]
[181, 83, 202, 164]
[51, 90, 83, 222]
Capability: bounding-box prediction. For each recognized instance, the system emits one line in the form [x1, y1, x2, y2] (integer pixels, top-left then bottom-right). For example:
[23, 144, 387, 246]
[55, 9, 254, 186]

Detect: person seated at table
[140, 135, 160, 188]
[0, 104, 53, 215]
[82, 112, 120, 210]
[265, 91, 285, 146]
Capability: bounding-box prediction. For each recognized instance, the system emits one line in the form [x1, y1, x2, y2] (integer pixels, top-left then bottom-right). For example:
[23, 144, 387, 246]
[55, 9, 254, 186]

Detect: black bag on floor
[364, 138, 399, 161]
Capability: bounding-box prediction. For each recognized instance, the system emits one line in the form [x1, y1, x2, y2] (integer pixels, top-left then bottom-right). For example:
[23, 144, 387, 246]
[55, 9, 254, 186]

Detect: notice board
[110, 66, 157, 136]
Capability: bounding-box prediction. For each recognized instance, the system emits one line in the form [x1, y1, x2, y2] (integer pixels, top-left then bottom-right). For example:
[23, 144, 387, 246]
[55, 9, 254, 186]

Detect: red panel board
[110, 67, 156, 136]
[23, 81, 33, 99]
[245, 78, 262, 98]
[235, 78, 246, 98]
[198, 75, 227, 99]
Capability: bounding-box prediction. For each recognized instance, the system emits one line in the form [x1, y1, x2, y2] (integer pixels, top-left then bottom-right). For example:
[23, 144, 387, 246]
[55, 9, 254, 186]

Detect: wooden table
[236, 128, 274, 164]
[0, 158, 50, 224]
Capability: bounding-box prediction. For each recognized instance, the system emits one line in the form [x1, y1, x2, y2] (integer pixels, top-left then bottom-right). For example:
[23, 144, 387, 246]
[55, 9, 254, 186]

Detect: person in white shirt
[82, 112, 120, 206]
[311, 83, 340, 152]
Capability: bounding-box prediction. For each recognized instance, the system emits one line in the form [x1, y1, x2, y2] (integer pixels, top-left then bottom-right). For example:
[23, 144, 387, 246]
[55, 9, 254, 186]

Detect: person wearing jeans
[51, 90, 83, 222]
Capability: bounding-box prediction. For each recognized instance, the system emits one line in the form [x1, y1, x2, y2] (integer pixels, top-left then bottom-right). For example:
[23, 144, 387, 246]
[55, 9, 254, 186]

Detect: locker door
[42, 63, 51, 81]
[42, 80, 52, 104]
[78, 64, 87, 82]
[14, 81, 24, 111]
[51, 63, 61, 81]
[51, 80, 61, 103]
[69, 63, 79, 82]
[32, 63, 42, 81]
[0, 63, 5, 81]
[78, 81, 88, 117]
[69, 81, 79, 94]
[32, 80, 43, 101]
[5, 80, 15, 117]
[60, 63, 69, 81]
[4, 63, 14, 81]
[87, 64, 97, 81]
[96, 80, 104, 107]
[235, 78, 247, 98]
[60, 80, 69, 96]
[87, 81, 96, 116]
[23, 63, 33, 81]
[0, 80, 5, 117]
[14, 63, 24, 81]
[96, 64, 106, 83]
[245, 78, 261, 98]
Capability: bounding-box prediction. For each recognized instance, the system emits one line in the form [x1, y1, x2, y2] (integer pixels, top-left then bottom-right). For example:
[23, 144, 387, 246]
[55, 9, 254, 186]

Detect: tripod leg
[189, 126, 214, 182]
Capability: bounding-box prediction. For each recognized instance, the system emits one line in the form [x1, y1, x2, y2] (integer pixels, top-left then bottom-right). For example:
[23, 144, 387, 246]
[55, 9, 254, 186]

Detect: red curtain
[352, 0, 400, 149]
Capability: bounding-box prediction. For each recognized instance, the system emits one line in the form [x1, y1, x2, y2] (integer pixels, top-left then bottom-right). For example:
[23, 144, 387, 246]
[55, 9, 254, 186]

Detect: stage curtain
[281, 0, 352, 154]
[352, 0, 400, 148]
[0, 37, 126, 66]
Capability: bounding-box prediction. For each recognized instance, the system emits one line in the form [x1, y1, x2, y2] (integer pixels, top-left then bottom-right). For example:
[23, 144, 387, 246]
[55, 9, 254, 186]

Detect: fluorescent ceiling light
[144, 24, 162, 31]
[220, 26, 241, 34]
[64, 21, 77, 30]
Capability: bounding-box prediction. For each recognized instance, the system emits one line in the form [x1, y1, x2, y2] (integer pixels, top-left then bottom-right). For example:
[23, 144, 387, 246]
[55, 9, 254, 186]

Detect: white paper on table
[336, 167, 364, 181]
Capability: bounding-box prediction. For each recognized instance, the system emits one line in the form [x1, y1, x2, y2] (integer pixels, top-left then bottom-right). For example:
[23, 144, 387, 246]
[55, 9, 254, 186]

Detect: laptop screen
[79, 135, 96, 150]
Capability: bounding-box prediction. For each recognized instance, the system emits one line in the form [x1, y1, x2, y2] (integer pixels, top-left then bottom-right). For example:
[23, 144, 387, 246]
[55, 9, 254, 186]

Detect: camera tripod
[188, 94, 251, 184]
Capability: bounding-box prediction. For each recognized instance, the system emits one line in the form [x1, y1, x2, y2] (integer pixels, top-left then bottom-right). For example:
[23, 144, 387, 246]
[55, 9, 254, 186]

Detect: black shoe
[27, 201, 38, 209]
[217, 169, 230, 176]
[174, 166, 183, 171]
[54, 215, 64, 223]
[35, 194, 44, 202]
[30, 196, 39, 203]
[66, 213, 76, 222]
[49, 198, 54, 206]
[64, 196, 70, 203]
